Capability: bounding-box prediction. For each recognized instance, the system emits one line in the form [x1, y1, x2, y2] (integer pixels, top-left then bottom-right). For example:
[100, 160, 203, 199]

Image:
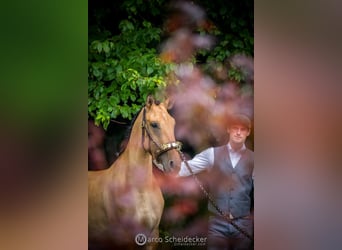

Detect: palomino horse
[88, 96, 182, 249]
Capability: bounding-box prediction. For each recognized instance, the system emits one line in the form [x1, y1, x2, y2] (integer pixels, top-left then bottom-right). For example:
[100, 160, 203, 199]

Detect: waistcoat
[208, 145, 254, 218]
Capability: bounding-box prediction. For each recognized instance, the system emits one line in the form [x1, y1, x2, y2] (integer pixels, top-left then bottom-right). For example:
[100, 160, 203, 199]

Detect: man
[178, 113, 254, 250]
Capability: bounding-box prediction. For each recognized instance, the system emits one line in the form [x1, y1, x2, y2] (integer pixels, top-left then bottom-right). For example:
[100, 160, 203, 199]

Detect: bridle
[141, 106, 182, 171]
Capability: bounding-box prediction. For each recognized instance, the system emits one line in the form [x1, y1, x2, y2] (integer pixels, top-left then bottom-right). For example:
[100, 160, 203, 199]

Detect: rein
[141, 107, 182, 169]
[178, 150, 253, 241]
[140, 106, 252, 240]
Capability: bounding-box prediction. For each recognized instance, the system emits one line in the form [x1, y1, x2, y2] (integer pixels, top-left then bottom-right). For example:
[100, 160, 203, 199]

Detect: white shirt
[227, 143, 246, 168]
[178, 143, 246, 177]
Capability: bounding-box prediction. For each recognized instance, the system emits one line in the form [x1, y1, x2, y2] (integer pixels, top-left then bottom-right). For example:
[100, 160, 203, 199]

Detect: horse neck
[115, 109, 154, 185]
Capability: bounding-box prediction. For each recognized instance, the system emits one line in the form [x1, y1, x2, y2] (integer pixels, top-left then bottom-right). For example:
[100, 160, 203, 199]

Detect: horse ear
[163, 97, 174, 110]
[146, 95, 155, 108]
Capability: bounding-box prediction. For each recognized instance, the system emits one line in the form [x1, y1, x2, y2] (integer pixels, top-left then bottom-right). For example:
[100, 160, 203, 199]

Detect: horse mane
[116, 107, 142, 157]
[116, 100, 161, 157]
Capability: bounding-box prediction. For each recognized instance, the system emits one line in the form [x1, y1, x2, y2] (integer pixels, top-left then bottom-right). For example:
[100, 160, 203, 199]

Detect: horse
[88, 95, 182, 249]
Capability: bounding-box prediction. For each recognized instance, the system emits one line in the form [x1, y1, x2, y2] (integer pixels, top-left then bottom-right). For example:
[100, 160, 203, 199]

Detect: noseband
[141, 107, 182, 167]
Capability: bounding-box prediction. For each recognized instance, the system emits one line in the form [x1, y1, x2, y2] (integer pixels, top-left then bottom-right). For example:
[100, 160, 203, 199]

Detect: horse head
[142, 95, 182, 173]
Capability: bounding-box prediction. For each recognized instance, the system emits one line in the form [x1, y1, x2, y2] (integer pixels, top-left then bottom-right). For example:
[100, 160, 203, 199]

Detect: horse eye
[150, 122, 159, 129]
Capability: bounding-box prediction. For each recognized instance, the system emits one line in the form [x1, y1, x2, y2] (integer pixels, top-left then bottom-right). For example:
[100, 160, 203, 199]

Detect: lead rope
[178, 150, 253, 241]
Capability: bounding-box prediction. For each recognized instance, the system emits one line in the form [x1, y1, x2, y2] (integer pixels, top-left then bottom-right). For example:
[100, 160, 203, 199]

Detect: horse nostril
[169, 160, 174, 168]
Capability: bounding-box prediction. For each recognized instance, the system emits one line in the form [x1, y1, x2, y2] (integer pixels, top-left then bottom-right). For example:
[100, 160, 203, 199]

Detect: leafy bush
[88, 20, 174, 129]
[88, 0, 254, 129]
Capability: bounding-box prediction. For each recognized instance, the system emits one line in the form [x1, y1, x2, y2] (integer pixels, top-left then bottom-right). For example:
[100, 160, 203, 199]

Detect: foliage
[88, 19, 175, 129]
[196, 0, 254, 82]
[88, 0, 254, 129]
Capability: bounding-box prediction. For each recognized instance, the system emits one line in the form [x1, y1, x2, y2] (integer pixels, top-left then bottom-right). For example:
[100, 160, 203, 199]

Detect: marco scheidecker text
[135, 233, 207, 246]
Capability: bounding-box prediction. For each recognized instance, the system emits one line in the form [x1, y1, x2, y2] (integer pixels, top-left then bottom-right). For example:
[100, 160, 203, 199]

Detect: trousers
[207, 215, 253, 250]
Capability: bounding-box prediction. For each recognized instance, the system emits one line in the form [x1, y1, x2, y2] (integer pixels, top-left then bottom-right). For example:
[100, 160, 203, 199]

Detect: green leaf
[103, 119, 110, 130]
[111, 109, 119, 118]
[103, 41, 110, 54]
[116, 65, 122, 73]
[130, 94, 136, 101]
[96, 42, 102, 53]
[93, 69, 103, 80]
[121, 106, 129, 118]
[136, 78, 143, 86]
[146, 67, 153, 75]
[109, 95, 119, 106]
[129, 81, 136, 90]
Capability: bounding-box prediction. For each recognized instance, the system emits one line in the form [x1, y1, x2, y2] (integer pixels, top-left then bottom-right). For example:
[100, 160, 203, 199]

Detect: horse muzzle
[153, 141, 182, 172]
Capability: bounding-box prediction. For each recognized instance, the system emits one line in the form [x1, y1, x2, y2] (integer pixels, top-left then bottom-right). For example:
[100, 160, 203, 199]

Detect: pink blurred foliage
[88, 120, 107, 170]
[160, 2, 253, 150]
[154, 167, 202, 196]
[165, 59, 253, 149]
[160, 1, 214, 64]
[152, 3, 254, 239]
[163, 197, 199, 222]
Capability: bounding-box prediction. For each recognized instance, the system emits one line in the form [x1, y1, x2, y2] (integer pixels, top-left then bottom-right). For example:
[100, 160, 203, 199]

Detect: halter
[141, 107, 182, 171]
